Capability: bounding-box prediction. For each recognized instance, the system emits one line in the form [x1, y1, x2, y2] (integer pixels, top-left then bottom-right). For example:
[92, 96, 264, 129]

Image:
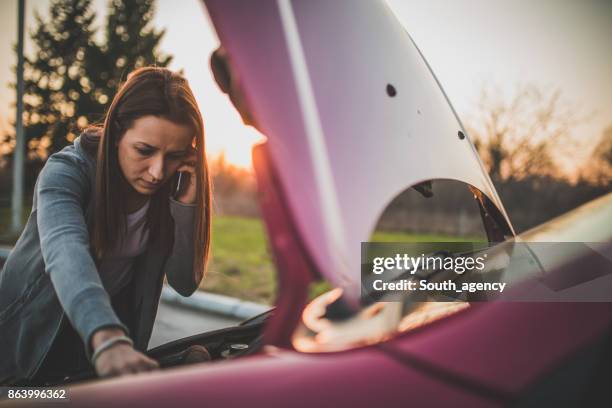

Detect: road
[149, 299, 241, 348]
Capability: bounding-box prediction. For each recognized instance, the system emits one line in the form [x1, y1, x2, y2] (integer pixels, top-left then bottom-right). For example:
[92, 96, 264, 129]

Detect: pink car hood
[205, 0, 513, 304]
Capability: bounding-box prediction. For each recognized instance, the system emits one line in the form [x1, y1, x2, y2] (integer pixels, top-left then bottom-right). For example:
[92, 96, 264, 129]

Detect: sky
[0, 0, 611, 171]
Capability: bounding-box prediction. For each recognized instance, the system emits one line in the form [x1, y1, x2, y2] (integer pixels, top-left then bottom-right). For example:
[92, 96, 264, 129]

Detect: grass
[204, 216, 277, 305]
[1, 209, 483, 305]
[204, 218, 486, 304]
[371, 230, 484, 243]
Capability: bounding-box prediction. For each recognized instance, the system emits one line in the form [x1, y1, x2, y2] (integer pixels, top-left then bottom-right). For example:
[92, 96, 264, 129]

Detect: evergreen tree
[19, 0, 172, 163]
[86, 0, 172, 111]
[21, 0, 99, 159]
[95, 0, 172, 92]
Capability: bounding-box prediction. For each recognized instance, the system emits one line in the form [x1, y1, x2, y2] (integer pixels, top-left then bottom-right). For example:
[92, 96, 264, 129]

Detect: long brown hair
[82, 67, 211, 283]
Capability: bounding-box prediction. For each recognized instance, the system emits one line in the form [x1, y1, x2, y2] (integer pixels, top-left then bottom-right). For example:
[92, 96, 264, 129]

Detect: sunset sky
[1, 0, 611, 172]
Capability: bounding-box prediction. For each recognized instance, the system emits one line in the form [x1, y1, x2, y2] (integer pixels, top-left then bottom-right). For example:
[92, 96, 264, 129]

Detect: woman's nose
[148, 156, 165, 181]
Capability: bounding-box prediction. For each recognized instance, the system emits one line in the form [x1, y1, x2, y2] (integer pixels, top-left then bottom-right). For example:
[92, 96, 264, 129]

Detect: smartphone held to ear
[173, 171, 191, 199]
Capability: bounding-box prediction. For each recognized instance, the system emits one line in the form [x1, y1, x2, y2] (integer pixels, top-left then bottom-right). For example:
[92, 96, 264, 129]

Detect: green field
[204, 216, 277, 305]
[1, 210, 481, 305]
[204, 216, 483, 305]
[371, 230, 483, 243]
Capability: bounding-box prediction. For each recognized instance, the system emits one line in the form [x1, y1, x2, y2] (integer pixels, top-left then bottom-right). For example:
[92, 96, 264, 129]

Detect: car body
[3, 0, 611, 407]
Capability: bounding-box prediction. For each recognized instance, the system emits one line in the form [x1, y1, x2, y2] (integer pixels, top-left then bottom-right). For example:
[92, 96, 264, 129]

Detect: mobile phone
[173, 171, 190, 198]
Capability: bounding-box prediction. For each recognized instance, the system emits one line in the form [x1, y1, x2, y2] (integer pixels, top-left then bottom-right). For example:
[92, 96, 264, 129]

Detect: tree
[210, 152, 255, 197]
[16, 0, 171, 163]
[467, 84, 582, 182]
[0, 116, 11, 169]
[91, 0, 172, 95]
[209, 152, 259, 216]
[21, 0, 99, 160]
[581, 125, 612, 188]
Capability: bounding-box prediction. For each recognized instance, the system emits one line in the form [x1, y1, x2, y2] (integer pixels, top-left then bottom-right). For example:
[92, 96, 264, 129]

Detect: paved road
[149, 299, 241, 348]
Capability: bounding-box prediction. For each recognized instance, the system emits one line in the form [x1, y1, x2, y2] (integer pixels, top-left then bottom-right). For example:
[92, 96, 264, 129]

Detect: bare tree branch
[467, 83, 585, 182]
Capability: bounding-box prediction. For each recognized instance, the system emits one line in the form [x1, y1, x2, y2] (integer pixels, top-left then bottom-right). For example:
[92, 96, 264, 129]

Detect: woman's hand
[175, 148, 197, 205]
[91, 328, 159, 378]
[94, 343, 160, 378]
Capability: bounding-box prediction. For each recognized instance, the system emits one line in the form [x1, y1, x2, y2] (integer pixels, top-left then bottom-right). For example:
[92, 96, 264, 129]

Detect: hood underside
[205, 0, 513, 304]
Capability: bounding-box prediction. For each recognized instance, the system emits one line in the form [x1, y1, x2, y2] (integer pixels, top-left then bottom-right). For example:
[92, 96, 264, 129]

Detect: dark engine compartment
[38, 310, 270, 387]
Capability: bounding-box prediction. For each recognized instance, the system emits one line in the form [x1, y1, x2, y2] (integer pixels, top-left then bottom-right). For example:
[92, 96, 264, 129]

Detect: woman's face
[117, 115, 194, 196]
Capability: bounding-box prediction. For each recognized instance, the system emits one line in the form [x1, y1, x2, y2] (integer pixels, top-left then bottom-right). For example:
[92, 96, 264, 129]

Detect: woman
[0, 67, 211, 385]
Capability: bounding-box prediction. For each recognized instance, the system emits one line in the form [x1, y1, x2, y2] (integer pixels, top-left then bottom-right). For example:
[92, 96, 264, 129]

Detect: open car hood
[205, 0, 513, 305]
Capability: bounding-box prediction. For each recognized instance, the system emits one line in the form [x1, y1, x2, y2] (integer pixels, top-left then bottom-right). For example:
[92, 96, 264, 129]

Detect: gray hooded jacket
[0, 135, 199, 383]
